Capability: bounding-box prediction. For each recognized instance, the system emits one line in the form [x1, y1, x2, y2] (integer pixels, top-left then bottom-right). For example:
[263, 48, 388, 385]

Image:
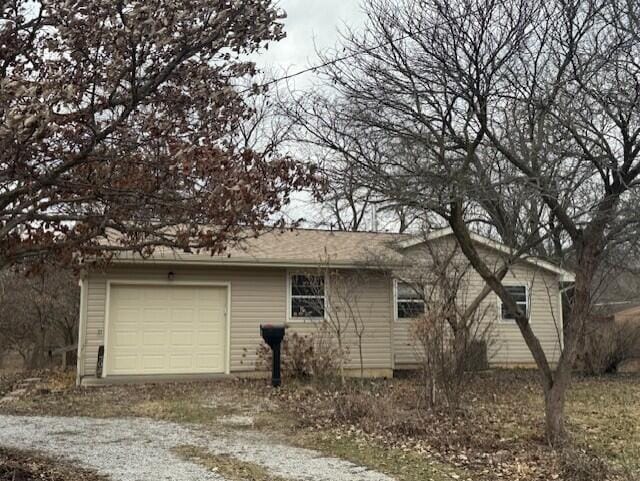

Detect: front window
[501, 285, 529, 320]
[396, 281, 426, 319]
[290, 274, 325, 319]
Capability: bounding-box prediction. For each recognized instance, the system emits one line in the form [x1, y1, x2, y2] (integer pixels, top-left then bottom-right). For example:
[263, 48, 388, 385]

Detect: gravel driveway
[0, 414, 395, 481]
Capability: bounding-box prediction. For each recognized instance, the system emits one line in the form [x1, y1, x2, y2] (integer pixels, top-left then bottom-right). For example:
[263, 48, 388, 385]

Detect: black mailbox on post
[260, 324, 286, 387]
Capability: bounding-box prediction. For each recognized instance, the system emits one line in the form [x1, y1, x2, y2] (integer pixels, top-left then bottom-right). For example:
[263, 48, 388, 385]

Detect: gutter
[86, 256, 404, 271]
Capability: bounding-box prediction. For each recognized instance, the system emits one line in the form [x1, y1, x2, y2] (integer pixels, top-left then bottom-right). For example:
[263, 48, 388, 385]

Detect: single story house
[76, 228, 574, 385]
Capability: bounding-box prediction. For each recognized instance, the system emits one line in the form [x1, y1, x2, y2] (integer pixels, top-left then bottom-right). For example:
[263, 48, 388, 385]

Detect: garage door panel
[116, 289, 141, 302]
[113, 331, 139, 347]
[198, 329, 223, 347]
[171, 308, 195, 324]
[142, 330, 166, 346]
[170, 330, 193, 346]
[111, 354, 138, 371]
[169, 354, 194, 369]
[106, 284, 227, 376]
[199, 308, 224, 319]
[143, 307, 171, 321]
[145, 288, 170, 302]
[115, 307, 141, 321]
[195, 353, 222, 369]
[141, 355, 166, 370]
[173, 289, 199, 301]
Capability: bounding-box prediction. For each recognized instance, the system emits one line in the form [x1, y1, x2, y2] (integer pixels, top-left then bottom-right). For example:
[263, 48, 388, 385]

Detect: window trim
[393, 279, 426, 321]
[286, 270, 327, 322]
[497, 284, 530, 323]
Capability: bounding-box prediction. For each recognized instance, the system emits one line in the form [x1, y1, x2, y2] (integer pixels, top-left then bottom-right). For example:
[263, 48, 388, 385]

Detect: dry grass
[173, 445, 288, 481]
[287, 430, 467, 481]
[1, 369, 639, 481]
[566, 375, 640, 476]
[263, 371, 640, 480]
[0, 447, 106, 481]
[0, 374, 264, 425]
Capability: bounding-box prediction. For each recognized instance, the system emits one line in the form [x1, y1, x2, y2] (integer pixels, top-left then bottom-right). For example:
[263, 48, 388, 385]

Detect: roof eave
[95, 255, 400, 271]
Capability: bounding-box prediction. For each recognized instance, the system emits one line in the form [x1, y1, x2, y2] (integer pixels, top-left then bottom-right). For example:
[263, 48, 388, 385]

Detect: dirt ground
[0, 369, 638, 481]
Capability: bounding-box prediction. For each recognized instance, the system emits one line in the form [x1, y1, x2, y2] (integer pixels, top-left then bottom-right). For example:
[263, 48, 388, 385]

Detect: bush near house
[578, 320, 640, 375]
[252, 328, 342, 380]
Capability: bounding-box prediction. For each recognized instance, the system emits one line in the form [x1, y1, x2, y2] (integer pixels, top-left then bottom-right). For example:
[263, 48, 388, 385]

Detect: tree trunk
[28, 323, 47, 369]
[452, 327, 466, 373]
[544, 380, 567, 446]
[542, 236, 599, 446]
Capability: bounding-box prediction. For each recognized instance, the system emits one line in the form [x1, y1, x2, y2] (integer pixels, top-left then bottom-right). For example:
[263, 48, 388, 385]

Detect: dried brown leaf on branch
[0, 0, 319, 268]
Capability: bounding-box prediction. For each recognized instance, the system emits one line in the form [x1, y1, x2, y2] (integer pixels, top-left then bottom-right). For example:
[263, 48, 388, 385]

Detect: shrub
[411, 306, 491, 410]
[332, 387, 395, 427]
[255, 326, 341, 380]
[578, 320, 640, 375]
[333, 390, 372, 422]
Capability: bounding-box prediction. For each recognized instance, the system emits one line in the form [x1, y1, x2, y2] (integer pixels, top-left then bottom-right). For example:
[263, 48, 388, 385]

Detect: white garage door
[105, 284, 227, 376]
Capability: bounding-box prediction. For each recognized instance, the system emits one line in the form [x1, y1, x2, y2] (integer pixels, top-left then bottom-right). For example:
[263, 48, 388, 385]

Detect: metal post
[272, 342, 281, 387]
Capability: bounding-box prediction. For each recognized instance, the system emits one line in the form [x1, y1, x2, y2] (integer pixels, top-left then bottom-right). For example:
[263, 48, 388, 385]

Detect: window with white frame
[500, 285, 529, 320]
[289, 274, 325, 320]
[396, 281, 426, 319]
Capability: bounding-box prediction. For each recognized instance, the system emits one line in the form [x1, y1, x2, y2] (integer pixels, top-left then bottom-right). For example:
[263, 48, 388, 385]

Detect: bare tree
[0, 0, 317, 268]
[397, 239, 493, 409]
[280, 91, 422, 232]
[328, 269, 370, 379]
[299, 0, 640, 445]
[0, 267, 79, 368]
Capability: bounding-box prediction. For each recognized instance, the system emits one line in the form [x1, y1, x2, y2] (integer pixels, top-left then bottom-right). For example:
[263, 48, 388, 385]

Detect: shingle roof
[111, 228, 411, 267]
[224, 228, 407, 264]
[104, 227, 573, 280]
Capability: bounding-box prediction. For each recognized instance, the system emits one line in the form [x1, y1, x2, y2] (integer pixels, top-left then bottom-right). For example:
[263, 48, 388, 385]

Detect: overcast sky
[251, 1, 368, 225]
[255, 0, 367, 86]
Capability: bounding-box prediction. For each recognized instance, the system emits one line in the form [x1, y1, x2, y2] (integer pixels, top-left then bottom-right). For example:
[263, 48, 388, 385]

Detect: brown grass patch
[173, 445, 288, 481]
[0, 447, 106, 481]
[0, 376, 261, 424]
[264, 371, 639, 480]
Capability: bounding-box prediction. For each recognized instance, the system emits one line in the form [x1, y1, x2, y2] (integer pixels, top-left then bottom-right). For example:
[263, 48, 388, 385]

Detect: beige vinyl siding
[393, 318, 419, 366]
[284, 271, 394, 371]
[80, 265, 394, 379]
[393, 240, 563, 368]
[483, 263, 562, 365]
[85, 274, 107, 376]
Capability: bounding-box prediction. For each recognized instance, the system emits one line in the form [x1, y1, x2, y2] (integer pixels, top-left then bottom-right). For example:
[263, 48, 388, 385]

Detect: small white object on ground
[0, 414, 395, 481]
